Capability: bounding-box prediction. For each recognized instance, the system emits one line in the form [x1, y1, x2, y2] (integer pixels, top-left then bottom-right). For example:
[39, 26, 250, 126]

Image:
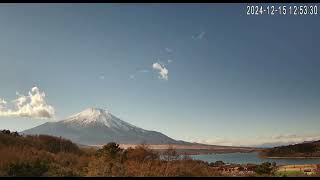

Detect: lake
[191, 152, 320, 165]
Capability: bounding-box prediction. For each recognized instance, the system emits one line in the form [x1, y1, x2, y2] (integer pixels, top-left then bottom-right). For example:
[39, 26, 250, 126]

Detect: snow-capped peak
[62, 107, 140, 131]
[22, 106, 179, 145]
[70, 107, 109, 119]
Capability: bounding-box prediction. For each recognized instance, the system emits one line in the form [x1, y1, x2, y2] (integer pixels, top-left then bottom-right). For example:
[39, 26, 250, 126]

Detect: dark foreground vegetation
[0, 130, 319, 177]
[260, 140, 320, 158]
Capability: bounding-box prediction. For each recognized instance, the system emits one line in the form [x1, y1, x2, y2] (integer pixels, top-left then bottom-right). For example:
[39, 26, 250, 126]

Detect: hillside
[260, 140, 320, 158]
[0, 130, 82, 154]
[0, 129, 225, 177]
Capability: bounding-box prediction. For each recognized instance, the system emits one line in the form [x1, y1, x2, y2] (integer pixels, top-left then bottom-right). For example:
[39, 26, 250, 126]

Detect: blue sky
[0, 4, 320, 146]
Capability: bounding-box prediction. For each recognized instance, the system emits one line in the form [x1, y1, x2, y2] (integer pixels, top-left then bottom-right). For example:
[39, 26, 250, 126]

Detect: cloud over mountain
[0, 87, 55, 119]
[152, 62, 168, 80]
[192, 31, 206, 40]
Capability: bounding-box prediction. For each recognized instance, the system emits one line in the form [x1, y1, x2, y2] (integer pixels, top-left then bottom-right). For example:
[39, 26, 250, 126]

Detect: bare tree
[163, 145, 179, 161]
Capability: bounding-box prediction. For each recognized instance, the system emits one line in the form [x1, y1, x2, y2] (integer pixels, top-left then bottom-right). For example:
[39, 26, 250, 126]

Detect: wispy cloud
[129, 74, 135, 79]
[129, 69, 149, 80]
[139, 69, 149, 73]
[131, 60, 170, 81]
[165, 47, 173, 53]
[0, 98, 7, 110]
[152, 62, 168, 80]
[192, 31, 206, 40]
[0, 87, 55, 119]
[99, 75, 105, 80]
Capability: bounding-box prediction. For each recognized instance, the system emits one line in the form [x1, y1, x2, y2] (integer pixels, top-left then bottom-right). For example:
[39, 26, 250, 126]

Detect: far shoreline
[264, 156, 320, 159]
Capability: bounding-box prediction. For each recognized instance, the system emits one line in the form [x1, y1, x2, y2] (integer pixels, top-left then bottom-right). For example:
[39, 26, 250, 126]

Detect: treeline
[0, 130, 91, 176]
[261, 141, 320, 158]
[0, 130, 222, 176]
[0, 130, 82, 154]
[0, 130, 297, 177]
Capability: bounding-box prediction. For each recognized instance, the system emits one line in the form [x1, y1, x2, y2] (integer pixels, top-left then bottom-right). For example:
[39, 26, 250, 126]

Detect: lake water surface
[191, 152, 320, 165]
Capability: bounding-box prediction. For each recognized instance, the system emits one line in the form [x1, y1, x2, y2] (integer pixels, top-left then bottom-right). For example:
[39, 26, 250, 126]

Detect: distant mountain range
[22, 108, 189, 145]
[22, 108, 316, 150]
[254, 140, 320, 148]
[255, 142, 299, 148]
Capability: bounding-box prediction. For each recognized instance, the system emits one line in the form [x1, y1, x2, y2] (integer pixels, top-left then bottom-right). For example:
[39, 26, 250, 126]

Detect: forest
[260, 140, 320, 158]
[0, 129, 318, 177]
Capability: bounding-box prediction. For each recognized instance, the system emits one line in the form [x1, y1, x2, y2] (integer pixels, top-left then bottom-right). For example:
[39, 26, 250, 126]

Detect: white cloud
[0, 98, 6, 104]
[0, 98, 7, 110]
[192, 31, 206, 40]
[0, 87, 55, 119]
[152, 62, 168, 80]
[167, 59, 173, 64]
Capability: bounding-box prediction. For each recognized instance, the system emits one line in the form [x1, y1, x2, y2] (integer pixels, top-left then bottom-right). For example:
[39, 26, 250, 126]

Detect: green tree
[88, 143, 125, 176]
[254, 162, 274, 175]
[209, 161, 225, 167]
[96, 142, 122, 159]
[6, 160, 49, 176]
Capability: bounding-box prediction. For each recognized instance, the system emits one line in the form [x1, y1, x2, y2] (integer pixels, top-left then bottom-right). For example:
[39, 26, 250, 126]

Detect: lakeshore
[266, 157, 320, 159]
[191, 152, 320, 165]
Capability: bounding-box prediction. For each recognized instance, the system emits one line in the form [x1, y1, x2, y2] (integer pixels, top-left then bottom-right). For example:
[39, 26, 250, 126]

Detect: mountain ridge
[21, 107, 188, 145]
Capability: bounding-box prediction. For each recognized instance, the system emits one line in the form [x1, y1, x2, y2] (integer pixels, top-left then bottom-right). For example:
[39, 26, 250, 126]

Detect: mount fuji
[21, 108, 187, 145]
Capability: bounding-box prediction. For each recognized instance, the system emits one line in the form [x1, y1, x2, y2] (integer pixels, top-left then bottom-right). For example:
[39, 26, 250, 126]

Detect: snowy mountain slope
[21, 108, 184, 145]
